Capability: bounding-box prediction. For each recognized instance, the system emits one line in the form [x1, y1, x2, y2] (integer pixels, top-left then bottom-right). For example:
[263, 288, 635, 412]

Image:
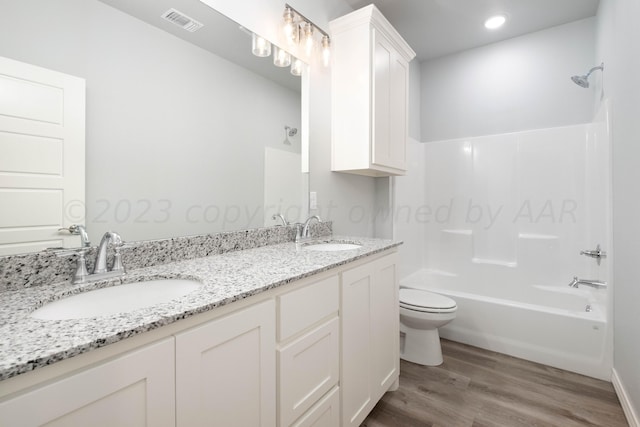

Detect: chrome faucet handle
[58, 224, 91, 247]
[53, 247, 90, 284]
[580, 244, 606, 265]
[112, 245, 126, 273]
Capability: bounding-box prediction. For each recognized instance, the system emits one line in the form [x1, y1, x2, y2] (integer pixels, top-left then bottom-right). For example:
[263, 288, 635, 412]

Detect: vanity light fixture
[282, 6, 298, 45]
[291, 58, 304, 76]
[281, 4, 331, 67]
[273, 45, 292, 67]
[251, 33, 272, 57]
[321, 35, 331, 67]
[484, 14, 506, 30]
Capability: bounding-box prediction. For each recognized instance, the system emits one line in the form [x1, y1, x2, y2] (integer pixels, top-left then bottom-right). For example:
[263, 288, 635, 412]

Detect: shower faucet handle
[580, 244, 606, 265]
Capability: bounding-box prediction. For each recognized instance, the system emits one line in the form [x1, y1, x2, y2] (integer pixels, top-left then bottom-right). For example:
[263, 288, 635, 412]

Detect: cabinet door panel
[175, 300, 275, 427]
[372, 28, 392, 169]
[0, 338, 175, 427]
[389, 53, 408, 169]
[341, 262, 374, 427]
[371, 253, 399, 397]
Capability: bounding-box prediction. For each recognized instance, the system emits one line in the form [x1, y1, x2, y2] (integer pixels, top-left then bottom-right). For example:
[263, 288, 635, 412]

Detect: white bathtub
[401, 269, 612, 380]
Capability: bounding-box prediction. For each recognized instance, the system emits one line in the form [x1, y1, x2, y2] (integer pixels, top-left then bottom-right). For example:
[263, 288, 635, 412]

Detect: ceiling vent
[161, 8, 204, 32]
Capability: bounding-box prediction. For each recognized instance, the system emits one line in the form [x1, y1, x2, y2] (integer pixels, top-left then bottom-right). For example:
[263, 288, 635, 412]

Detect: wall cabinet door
[330, 5, 415, 177]
[175, 300, 275, 427]
[341, 253, 399, 427]
[0, 338, 175, 427]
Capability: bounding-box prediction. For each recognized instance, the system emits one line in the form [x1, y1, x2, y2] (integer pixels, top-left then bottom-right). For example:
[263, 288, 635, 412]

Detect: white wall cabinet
[330, 5, 416, 177]
[341, 252, 399, 427]
[0, 338, 175, 427]
[175, 300, 275, 427]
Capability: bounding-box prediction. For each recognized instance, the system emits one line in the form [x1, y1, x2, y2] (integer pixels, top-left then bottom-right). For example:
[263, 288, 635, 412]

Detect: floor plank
[362, 340, 628, 427]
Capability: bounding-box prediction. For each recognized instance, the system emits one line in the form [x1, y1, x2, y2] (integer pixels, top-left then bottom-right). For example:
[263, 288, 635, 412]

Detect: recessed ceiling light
[484, 15, 506, 30]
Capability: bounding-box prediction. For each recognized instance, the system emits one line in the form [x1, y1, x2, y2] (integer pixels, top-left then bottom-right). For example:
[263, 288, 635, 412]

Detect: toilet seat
[399, 288, 457, 313]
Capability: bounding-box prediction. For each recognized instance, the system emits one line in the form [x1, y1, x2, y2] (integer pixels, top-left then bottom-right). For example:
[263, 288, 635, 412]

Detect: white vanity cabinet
[0, 338, 176, 427]
[175, 300, 276, 427]
[330, 5, 416, 177]
[0, 247, 399, 427]
[341, 252, 399, 427]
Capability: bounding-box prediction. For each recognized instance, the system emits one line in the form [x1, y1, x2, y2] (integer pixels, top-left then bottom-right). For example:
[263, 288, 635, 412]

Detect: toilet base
[400, 324, 444, 366]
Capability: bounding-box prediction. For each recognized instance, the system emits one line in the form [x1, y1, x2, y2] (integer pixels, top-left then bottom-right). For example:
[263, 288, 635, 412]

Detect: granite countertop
[0, 236, 400, 381]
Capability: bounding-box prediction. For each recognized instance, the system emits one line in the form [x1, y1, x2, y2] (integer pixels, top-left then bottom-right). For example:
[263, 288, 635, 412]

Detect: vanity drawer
[278, 317, 339, 426]
[291, 386, 339, 427]
[278, 274, 339, 341]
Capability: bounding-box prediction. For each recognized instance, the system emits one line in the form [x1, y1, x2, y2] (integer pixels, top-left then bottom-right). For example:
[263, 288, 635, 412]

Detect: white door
[175, 300, 276, 427]
[0, 55, 85, 255]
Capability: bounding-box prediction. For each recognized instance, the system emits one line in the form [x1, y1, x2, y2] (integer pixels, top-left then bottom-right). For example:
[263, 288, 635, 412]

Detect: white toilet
[399, 288, 457, 366]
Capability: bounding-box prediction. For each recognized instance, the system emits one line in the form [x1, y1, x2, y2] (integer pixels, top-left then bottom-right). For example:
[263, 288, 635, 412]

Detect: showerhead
[571, 63, 604, 88]
[571, 74, 590, 88]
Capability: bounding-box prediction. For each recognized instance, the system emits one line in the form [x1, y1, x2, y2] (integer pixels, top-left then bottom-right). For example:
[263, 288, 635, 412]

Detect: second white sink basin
[303, 243, 362, 251]
[31, 279, 202, 320]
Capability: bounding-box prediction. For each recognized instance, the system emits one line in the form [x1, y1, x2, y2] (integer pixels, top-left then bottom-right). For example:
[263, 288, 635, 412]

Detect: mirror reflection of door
[0, 56, 85, 255]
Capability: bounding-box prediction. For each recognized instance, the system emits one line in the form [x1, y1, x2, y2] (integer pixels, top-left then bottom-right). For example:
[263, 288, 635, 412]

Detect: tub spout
[568, 276, 607, 289]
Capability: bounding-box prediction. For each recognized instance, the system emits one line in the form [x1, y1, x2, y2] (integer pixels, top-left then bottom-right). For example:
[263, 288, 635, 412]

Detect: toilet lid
[399, 288, 457, 312]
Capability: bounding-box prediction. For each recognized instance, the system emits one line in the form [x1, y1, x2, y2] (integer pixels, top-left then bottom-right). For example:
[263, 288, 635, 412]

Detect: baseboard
[612, 368, 639, 427]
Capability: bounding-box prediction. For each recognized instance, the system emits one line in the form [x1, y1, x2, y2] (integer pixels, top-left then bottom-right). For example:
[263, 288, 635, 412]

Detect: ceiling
[344, 0, 600, 61]
[100, 0, 600, 78]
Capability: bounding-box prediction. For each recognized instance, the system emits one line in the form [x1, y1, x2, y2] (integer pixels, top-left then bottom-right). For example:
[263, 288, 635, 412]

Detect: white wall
[596, 0, 640, 420]
[420, 18, 596, 142]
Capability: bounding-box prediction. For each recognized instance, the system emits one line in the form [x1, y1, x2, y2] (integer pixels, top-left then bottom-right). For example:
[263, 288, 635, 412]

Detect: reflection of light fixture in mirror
[281, 3, 331, 67]
[251, 33, 271, 57]
[273, 46, 291, 67]
[284, 125, 298, 145]
[291, 58, 303, 76]
[321, 35, 331, 67]
[282, 6, 297, 45]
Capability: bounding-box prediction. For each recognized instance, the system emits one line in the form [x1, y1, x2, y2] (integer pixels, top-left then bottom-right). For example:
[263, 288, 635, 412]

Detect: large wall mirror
[0, 0, 308, 255]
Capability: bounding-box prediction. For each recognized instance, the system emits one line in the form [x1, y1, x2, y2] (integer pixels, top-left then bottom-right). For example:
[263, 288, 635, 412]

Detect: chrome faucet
[568, 276, 607, 289]
[301, 215, 322, 239]
[94, 231, 124, 274]
[272, 213, 288, 226]
[55, 230, 126, 284]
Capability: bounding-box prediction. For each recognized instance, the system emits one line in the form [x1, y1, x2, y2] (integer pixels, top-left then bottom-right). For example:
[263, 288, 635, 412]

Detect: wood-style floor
[362, 339, 628, 427]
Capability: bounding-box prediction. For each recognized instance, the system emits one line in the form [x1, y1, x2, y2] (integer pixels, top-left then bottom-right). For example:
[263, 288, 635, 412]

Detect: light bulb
[251, 33, 271, 57]
[282, 7, 297, 45]
[302, 22, 314, 56]
[484, 15, 506, 30]
[291, 58, 303, 76]
[321, 35, 331, 67]
[273, 46, 291, 67]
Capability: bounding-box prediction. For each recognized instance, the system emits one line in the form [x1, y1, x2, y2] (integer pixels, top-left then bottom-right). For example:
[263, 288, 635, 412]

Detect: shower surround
[396, 102, 612, 379]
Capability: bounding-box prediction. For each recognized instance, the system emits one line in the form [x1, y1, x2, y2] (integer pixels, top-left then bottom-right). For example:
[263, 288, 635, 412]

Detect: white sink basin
[31, 279, 202, 320]
[303, 243, 362, 251]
